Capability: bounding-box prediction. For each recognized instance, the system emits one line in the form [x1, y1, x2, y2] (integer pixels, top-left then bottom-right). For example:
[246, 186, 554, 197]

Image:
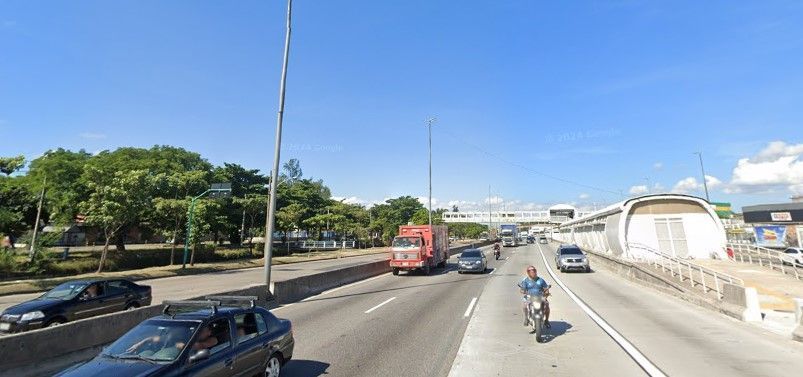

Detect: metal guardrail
[626, 242, 743, 300]
[727, 243, 802, 280]
[296, 240, 356, 250]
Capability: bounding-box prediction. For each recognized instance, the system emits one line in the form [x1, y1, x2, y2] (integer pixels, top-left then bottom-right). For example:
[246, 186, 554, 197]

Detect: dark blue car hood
[2, 298, 63, 315]
[55, 356, 171, 377]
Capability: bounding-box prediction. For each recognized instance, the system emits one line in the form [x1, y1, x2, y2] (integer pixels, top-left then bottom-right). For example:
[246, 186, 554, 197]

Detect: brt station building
[551, 194, 728, 260]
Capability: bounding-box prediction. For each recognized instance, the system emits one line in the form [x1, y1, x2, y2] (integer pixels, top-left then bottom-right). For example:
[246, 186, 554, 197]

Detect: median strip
[364, 297, 396, 314]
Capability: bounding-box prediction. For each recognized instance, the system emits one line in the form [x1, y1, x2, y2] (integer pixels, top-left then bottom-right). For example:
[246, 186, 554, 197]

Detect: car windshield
[392, 237, 421, 248]
[785, 249, 800, 254]
[461, 250, 482, 258]
[103, 320, 198, 362]
[561, 248, 583, 255]
[40, 282, 89, 300]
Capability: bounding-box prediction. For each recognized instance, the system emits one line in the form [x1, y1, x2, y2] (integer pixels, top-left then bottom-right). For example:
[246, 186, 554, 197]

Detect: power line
[434, 126, 621, 201]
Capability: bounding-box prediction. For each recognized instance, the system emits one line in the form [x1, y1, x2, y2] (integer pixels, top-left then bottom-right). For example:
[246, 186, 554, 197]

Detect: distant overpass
[442, 204, 590, 226]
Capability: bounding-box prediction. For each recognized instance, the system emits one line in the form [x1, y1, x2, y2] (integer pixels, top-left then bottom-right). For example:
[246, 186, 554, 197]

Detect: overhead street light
[264, 0, 294, 296]
[182, 183, 232, 269]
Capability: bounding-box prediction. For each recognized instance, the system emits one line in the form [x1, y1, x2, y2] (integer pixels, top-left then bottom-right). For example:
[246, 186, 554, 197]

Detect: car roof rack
[162, 300, 221, 317]
[204, 295, 258, 309]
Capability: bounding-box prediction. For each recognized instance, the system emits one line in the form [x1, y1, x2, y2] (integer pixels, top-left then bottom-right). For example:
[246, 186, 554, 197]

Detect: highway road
[0, 252, 389, 312]
[449, 242, 803, 377]
[277, 245, 505, 377]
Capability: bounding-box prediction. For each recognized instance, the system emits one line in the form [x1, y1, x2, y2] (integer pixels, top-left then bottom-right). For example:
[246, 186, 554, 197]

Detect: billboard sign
[770, 212, 793, 222]
[754, 225, 787, 247]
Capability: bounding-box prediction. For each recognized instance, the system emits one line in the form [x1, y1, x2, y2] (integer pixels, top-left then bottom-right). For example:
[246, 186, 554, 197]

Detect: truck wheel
[423, 266, 431, 275]
[392, 268, 399, 276]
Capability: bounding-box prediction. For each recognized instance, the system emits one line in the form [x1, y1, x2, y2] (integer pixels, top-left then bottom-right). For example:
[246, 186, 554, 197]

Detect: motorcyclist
[519, 265, 551, 328]
[493, 242, 501, 259]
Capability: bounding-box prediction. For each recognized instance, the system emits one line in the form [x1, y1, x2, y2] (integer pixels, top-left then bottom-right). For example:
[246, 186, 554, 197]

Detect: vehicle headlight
[20, 311, 45, 321]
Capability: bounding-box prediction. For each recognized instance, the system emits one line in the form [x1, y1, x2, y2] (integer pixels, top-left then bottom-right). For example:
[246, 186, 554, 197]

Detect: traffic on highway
[3, 1, 803, 377]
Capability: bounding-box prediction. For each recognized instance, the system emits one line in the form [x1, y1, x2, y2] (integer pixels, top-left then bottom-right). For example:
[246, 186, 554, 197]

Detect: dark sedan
[0, 279, 151, 333]
[55, 297, 294, 377]
[457, 249, 488, 274]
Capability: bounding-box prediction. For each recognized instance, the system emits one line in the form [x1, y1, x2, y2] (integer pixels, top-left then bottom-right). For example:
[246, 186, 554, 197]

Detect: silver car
[457, 249, 488, 274]
[555, 245, 590, 273]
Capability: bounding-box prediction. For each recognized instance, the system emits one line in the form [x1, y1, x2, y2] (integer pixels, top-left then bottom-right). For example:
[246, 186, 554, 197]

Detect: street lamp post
[426, 117, 435, 226]
[264, 0, 293, 292]
[694, 152, 710, 202]
[182, 184, 231, 269]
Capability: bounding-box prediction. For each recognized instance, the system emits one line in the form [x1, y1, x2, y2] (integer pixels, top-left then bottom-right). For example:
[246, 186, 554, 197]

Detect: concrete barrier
[720, 283, 762, 322]
[793, 299, 803, 342]
[0, 241, 491, 376]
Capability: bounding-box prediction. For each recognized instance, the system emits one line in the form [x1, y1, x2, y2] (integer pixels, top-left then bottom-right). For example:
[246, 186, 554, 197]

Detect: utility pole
[28, 175, 46, 261]
[694, 152, 710, 202]
[488, 185, 492, 231]
[264, 0, 293, 290]
[426, 117, 435, 226]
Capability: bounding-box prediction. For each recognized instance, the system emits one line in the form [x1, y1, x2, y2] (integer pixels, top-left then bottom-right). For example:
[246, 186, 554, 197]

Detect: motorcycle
[518, 283, 551, 343]
[493, 246, 501, 260]
[525, 294, 546, 342]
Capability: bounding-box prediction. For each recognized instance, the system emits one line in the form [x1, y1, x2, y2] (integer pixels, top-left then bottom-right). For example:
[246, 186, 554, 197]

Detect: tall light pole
[694, 152, 710, 202]
[426, 117, 436, 226]
[488, 185, 492, 230]
[264, 0, 293, 291]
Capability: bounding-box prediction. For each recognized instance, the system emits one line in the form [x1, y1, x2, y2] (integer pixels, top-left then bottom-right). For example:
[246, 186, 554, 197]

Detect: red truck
[390, 225, 450, 275]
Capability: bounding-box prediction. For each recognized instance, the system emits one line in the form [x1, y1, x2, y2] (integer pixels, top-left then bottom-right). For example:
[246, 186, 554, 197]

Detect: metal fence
[727, 243, 802, 280]
[627, 242, 743, 300]
[296, 240, 356, 250]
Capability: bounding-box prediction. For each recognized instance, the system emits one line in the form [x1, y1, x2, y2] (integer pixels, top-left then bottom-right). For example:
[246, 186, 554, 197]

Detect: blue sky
[2, 1, 802, 211]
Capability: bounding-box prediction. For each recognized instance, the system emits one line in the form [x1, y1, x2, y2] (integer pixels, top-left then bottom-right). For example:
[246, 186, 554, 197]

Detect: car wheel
[46, 319, 65, 327]
[392, 268, 399, 276]
[125, 302, 140, 311]
[265, 354, 282, 377]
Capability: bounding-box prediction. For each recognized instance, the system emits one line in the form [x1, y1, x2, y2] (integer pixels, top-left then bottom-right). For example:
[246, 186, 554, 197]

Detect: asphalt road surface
[448, 242, 803, 377]
[278, 245, 506, 377]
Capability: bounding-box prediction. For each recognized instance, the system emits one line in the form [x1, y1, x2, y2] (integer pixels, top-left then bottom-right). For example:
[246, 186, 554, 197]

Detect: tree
[26, 149, 92, 224]
[0, 178, 39, 240]
[233, 194, 267, 247]
[211, 163, 268, 244]
[0, 155, 25, 176]
[281, 158, 303, 182]
[186, 200, 223, 265]
[80, 169, 153, 273]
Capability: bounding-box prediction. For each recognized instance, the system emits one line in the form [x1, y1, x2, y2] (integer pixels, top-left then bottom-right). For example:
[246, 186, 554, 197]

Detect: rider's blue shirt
[520, 276, 549, 297]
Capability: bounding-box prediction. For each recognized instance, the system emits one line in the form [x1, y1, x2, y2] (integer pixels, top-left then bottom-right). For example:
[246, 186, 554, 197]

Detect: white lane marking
[364, 296, 396, 314]
[270, 303, 293, 312]
[535, 243, 667, 377]
[301, 272, 391, 301]
[463, 297, 478, 318]
[488, 269, 495, 275]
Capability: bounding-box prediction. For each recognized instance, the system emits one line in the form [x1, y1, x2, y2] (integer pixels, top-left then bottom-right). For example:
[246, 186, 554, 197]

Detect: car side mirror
[189, 349, 210, 363]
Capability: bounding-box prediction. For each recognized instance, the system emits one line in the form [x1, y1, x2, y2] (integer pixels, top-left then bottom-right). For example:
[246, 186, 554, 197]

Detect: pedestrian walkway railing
[626, 242, 743, 300]
[296, 240, 356, 250]
[727, 243, 802, 281]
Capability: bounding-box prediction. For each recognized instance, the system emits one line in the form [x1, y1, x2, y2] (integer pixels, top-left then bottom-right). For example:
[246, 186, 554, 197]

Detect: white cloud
[80, 132, 107, 140]
[629, 185, 649, 195]
[483, 196, 504, 205]
[671, 175, 722, 194]
[416, 196, 441, 209]
[653, 162, 663, 171]
[579, 193, 590, 200]
[331, 196, 365, 205]
[727, 141, 803, 194]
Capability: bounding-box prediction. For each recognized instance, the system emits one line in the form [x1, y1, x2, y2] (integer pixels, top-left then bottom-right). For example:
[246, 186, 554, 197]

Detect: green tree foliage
[80, 169, 153, 273]
[447, 223, 488, 239]
[0, 155, 25, 176]
[0, 177, 39, 239]
[25, 149, 91, 224]
[369, 196, 426, 242]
